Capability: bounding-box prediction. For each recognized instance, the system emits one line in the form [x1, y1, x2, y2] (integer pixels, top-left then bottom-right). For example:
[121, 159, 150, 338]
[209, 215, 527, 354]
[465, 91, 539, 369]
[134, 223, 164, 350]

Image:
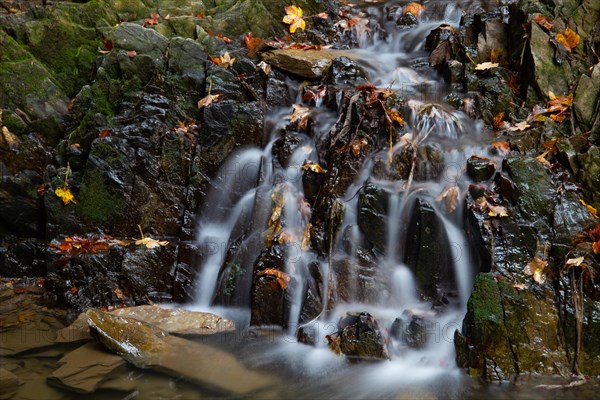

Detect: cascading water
[190, 1, 495, 397]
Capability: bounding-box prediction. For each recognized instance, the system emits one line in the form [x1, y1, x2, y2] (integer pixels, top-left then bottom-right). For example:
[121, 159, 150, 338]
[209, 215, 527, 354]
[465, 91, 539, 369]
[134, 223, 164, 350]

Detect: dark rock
[404, 197, 456, 300]
[0, 170, 44, 237]
[330, 312, 390, 360]
[0, 239, 46, 277]
[576, 146, 600, 205]
[250, 244, 289, 327]
[396, 12, 418, 28]
[466, 156, 495, 182]
[324, 56, 367, 86]
[529, 23, 569, 96]
[333, 253, 387, 305]
[357, 182, 389, 252]
[262, 49, 358, 79]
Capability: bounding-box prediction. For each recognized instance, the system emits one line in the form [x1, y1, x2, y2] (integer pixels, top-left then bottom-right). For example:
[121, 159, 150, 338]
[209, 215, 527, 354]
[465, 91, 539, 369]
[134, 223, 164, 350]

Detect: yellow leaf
[301, 222, 311, 250]
[524, 256, 548, 284]
[579, 198, 598, 219]
[556, 27, 580, 52]
[197, 93, 222, 108]
[55, 186, 77, 205]
[403, 2, 425, 17]
[135, 237, 169, 249]
[490, 48, 503, 63]
[565, 256, 585, 267]
[487, 203, 508, 218]
[350, 138, 368, 157]
[302, 162, 326, 173]
[283, 6, 306, 34]
[475, 62, 499, 71]
[219, 51, 235, 68]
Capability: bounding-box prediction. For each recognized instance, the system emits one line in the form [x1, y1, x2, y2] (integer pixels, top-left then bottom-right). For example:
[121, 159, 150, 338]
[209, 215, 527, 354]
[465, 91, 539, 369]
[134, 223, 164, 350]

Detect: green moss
[78, 169, 125, 224]
[468, 274, 503, 327]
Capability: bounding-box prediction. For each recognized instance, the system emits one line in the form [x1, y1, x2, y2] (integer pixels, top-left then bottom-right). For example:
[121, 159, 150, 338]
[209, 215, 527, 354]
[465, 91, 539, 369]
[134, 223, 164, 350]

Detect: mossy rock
[77, 169, 126, 225]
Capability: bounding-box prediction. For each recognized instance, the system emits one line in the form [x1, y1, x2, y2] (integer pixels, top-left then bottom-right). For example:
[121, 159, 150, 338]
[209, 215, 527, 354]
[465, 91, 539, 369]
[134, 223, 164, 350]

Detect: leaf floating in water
[257, 268, 290, 289]
[435, 186, 460, 214]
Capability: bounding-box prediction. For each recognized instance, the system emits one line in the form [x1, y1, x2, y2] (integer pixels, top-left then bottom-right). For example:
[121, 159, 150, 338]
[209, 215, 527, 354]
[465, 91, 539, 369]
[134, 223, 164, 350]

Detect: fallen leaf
[490, 48, 503, 63]
[163, 14, 170, 20]
[556, 27, 580, 52]
[257, 61, 272, 75]
[55, 186, 76, 205]
[509, 121, 530, 131]
[579, 199, 598, 219]
[144, 12, 160, 26]
[435, 186, 460, 213]
[475, 62, 499, 71]
[302, 162, 326, 173]
[385, 108, 404, 126]
[533, 15, 554, 30]
[197, 93, 222, 108]
[524, 256, 548, 284]
[219, 51, 235, 68]
[114, 288, 124, 299]
[303, 85, 327, 103]
[491, 141, 510, 154]
[593, 241, 600, 254]
[513, 283, 527, 291]
[244, 32, 263, 52]
[565, 256, 585, 267]
[99, 129, 111, 138]
[403, 2, 425, 17]
[350, 137, 368, 157]
[70, 286, 78, 294]
[315, 12, 329, 19]
[283, 5, 306, 34]
[492, 112, 505, 130]
[535, 150, 552, 168]
[257, 268, 290, 289]
[126, 50, 137, 58]
[135, 237, 169, 249]
[290, 104, 311, 129]
[301, 223, 311, 250]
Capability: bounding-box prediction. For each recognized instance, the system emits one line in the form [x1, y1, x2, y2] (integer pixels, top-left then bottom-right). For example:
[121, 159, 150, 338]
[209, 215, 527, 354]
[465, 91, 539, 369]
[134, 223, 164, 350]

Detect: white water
[189, 1, 493, 396]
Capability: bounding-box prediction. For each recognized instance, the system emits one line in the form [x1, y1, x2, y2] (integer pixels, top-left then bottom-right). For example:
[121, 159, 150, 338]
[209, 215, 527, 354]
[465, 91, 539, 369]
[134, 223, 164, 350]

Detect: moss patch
[78, 169, 125, 224]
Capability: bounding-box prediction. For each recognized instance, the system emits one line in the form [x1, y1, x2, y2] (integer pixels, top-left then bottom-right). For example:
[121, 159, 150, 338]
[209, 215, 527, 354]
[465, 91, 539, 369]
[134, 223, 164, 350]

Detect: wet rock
[333, 253, 387, 305]
[476, 19, 507, 64]
[466, 156, 495, 182]
[574, 65, 600, 133]
[0, 367, 19, 398]
[396, 12, 418, 28]
[425, 24, 463, 69]
[329, 312, 390, 360]
[576, 146, 600, 205]
[404, 197, 455, 301]
[47, 342, 126, 394]
[86, 309, 275, 395]
[299, 261, 324, 324]
[250, 244, 289, 327]
[122, 244, 177, 304]
[457, 273, 574, 380]
[324, 56, 368, 86]
[262, 49, 357, 79]
[111, 23, 168, 69]
[357, 182, 388, 252]
[0, 239, 46, 277]
[505, 156, 555, 234]
[391, 309, 437, 349]
[529, 22, 569, 96]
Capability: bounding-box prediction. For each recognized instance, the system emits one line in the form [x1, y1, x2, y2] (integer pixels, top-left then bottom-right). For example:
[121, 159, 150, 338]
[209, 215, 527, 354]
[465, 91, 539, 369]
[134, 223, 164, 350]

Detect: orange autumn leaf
[257, 268, 291, 289]
[492, 112, 505, 130]
[70, 286, 78, 294]
[244, 32, 263, 51]
[302, 162, 326, 173]
[350, 137, 368, 157]
[579, 199, 598, 219]
[114, 288, 124, 299]
[283, 5, 306, 33]
[144, 12, 160, 26]
[290, 104, 310, 129]
[491, 141, 510, 154]
[533, 15, 553, 30]
[99, 129, 111, 138]
[403, 2, 425, 17]
[556, 27, 579, 52]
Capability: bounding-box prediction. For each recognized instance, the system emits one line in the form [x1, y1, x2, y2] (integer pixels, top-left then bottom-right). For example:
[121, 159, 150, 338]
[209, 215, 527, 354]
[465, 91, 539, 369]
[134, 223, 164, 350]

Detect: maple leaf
[565, 256, 585, 268]
[533, 14, 554, 30]
[435, 186, 460, 213]
[283, 6, 306, 34]
[524, 256, 548, 284]
[133, 225, 169, 249]
[491, 141, 510, 154]
[257, 61, 272, 75]
[579, 199, 598, 219]
[244, 32, 263, 53]
[403, 2, 425, 16]
[290, 104, 311, 129]
[257, 268, 291, 289]
[556, 27, 580, 52]
[475, 62, 499, 71]
[98, 129, 111, 138]
[55, 186, 76, 205]
[487, 203, 509, 217]
[219, 51, 235, 68]
[302, 162, 326, 173]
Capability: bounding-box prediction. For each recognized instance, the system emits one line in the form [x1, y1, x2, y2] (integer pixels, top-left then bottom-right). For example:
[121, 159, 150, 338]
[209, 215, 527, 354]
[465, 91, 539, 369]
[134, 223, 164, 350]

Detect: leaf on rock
[135, 237, 169, 249]
[556, 27, 580, 52]
[283, 5, 306, 33]
[315, 12, 329, 19]
[492, 112, 505, 130]
[565, 256, 585, 268]
[403, 2, 425, 17]
[475, 62, 499, 71]
[524, 256, 548, 284]
[197, 93, 222, 108]
[257, 268, 290, 289]
[244, 32, 263, 52]
[55, 186, 76, 205]
[491, 141, 510, 154]
[533, 15, 554, 30]
[257, 61, 272, 76]
[350, 138, 368, 157]
[290, 104, 311, 129]
[535, 150, 552, 168]
[302, 162, 326, 173]
[435, 186, 460, 213]
[579, 199, 598, 219]
[487, 203, 509, 217]
[144, 12, 160, 26]
[126, 50, 137, 58]
[113, 288, 124, 299]
[508, 121, 530, 131]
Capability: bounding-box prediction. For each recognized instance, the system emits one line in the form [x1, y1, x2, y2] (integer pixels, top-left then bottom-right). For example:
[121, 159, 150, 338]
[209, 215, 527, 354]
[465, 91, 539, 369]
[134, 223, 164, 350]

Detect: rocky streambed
[1, 0, 600, 397]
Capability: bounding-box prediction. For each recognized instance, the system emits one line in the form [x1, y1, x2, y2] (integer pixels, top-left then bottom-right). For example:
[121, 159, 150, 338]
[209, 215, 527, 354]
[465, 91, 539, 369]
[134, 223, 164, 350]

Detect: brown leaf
[350, 138, 368, 157]
[257, 268, 290, 289]
[491, 141, 510, 154]
[435, 186, 460, 213]
[487, 203, 509, 218]
[134, 237, 169, 249]
[524, 257, 548, 284]
[492, 112, 505, 130]
[114, 288, 124, 299]
[99, 129, 111, 138]
[197, 93, 223, 108]
[144, 12, 160, 26]
[290, 104, 310, 129]
[244, 32, 263, 52]
[475, 62, 499, 71]
[508, 121, 530, 131]
[126, 50, 137, 58]
[533, 15, 554, 30]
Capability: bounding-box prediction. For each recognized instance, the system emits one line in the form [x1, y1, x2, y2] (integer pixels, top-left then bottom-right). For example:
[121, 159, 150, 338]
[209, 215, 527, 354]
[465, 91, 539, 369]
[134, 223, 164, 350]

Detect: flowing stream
[190, 1, 493, 397]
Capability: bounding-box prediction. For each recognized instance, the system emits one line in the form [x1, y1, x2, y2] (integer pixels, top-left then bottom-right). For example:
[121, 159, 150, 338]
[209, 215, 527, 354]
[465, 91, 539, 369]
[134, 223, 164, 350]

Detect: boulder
[529, 23, 569, 96]
[328, 312, 390, 360]
[262, 49, 358, 79]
